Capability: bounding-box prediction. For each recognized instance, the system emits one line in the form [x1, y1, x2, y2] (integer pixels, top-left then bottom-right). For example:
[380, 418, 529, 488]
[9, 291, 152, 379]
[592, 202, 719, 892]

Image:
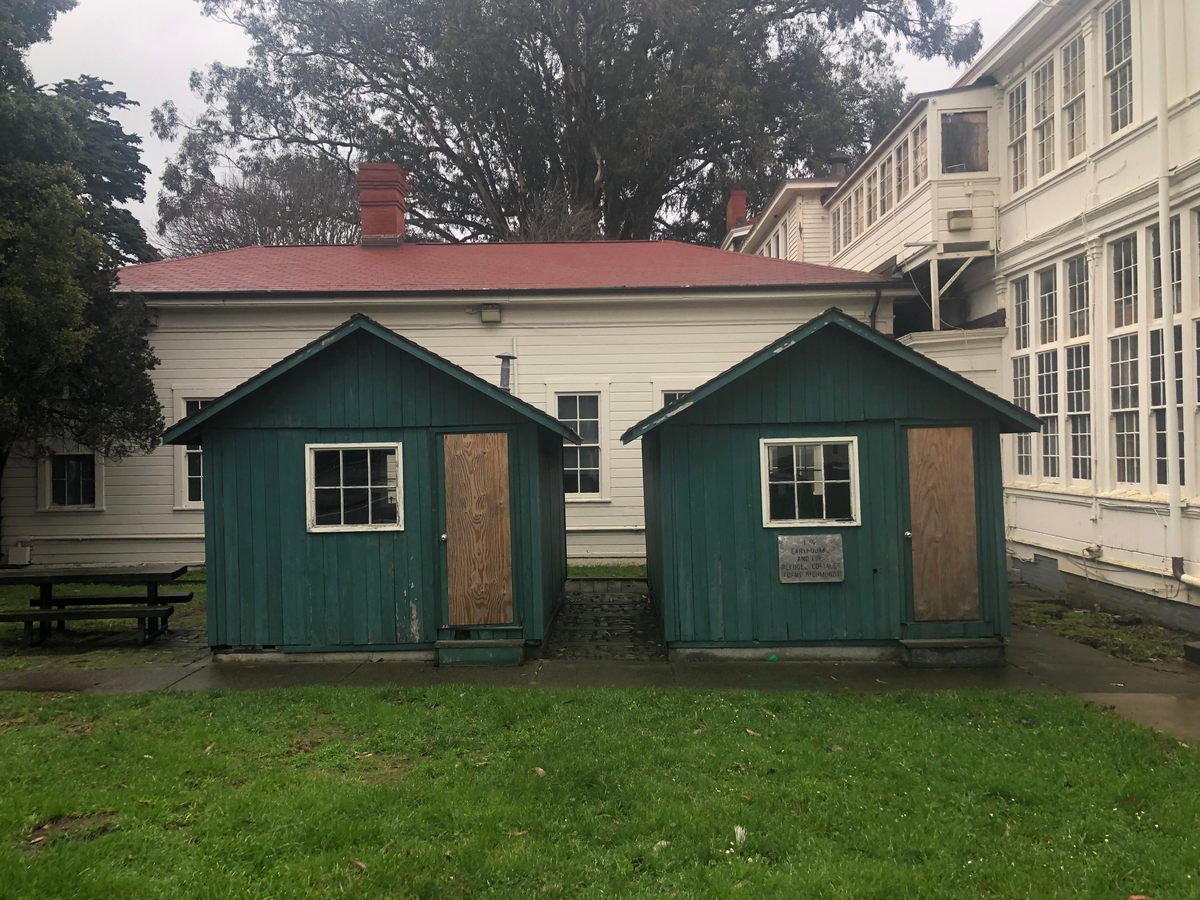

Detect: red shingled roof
[117, 241, 894, 296]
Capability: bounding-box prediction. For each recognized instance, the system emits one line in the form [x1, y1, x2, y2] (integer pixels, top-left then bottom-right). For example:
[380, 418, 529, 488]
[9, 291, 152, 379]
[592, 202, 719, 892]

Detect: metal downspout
[1155, 0, 1184, 579]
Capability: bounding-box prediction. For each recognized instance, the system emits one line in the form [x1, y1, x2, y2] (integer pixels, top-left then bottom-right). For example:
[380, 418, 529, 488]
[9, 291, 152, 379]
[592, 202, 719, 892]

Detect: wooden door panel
[907, 426, 980, 622]
[444, 432, 514, 626]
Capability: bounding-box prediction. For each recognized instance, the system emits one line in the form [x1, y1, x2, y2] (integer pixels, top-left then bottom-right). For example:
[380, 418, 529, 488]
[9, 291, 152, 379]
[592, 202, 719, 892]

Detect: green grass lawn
[1, 688, 1197, 898]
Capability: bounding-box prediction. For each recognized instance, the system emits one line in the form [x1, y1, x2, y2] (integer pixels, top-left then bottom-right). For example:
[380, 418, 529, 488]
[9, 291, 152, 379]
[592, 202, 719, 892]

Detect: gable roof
[163, 315, 580, 445]
[621, 309, 1039, 442]
[118, 240, 902, 297]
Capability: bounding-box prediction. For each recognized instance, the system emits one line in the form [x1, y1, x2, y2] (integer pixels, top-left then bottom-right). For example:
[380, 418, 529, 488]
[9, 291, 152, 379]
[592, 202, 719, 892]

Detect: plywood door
[443, 432, 514, 626]
[907, 426, 980, 622]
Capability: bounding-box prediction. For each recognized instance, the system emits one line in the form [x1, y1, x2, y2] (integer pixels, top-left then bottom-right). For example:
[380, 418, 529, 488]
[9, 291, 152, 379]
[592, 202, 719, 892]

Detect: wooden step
[899, 637, 1005, 668]
[435, 639, 525, 667]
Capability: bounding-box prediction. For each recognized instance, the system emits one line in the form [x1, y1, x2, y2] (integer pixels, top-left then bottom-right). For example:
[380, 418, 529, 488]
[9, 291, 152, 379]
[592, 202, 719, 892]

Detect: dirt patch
[359, 754, 414, 784]
[66, 722, 93, 737]
[23, 812, 117, 854]
[0, 716, 26, 733]
[288, 724, 351, 755]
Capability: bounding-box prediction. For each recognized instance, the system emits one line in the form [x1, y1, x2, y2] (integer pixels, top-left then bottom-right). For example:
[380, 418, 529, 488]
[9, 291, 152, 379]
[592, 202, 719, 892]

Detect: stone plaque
[778, 534, 844, 583]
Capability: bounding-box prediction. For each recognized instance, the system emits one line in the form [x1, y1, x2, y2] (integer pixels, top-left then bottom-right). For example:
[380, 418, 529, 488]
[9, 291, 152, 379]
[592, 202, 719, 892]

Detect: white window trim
[37, 451, 105, 512]
[547, 380, 611, 503]
[171, 386, 227, 510]
[651, 378, 702, 412]
[759, 436, 862, 529]
[304, 442, 405, 533]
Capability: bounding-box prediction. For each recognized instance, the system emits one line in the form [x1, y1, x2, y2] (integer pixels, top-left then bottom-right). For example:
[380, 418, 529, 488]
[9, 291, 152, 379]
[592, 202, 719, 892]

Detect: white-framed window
[1013, 356, 1033, 477]
[1013, 275, 1030, 350]
[38, 452, 104, 511]
[1065, 344, 1092, 481]
[1109, 334, 1140, 484]
[181, 398, 211, 507]
[895, 139, 909, 201]
[832, 207, 842, 255]
[912, 120, 928, 185]
[1150, 325, 1185, 486]
[1062, 34, 1086, 160]
[760, 437, 860, 527]
[1111, 234, 1138, 328]
[879, 157, 893, 216]
[773, 230, 781, 258]
[1104, 0, 1134, 134]
[1033, 58, 1056, 178]
[1008, 82, 1028, 193]
[1150, 217, 1182, 319]
[941, 110, 988, 173]
[1038, 266, 1058, 345]
[304, 443, 403, 532]
[866, 172, 878, 227]
[853, 185, 865, 236]
[662, 390, 689, 409]
[1037, 350, 1060, 479]
[557, 392, 602, 496]
[1065, 254, 1089, 338]
[841, 199, 852, 248]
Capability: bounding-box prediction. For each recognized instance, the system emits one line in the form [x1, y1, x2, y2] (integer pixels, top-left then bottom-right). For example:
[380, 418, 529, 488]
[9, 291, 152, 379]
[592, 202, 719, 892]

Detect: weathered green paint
[185, 322, 567, 651]
[631, 315, 1035, 648]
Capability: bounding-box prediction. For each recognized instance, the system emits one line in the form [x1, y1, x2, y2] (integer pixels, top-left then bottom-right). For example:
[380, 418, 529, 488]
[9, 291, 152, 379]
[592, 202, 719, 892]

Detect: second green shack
[622, 309, 1038, 664]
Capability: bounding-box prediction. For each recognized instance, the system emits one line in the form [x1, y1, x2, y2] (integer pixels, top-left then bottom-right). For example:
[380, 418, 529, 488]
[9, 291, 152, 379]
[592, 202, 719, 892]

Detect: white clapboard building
[725, 0, 1200, 618]
[1, 164, 910, 565]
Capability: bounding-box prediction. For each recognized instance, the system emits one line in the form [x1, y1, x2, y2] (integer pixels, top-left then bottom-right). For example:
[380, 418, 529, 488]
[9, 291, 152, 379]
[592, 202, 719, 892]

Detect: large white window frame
[1032, 57, 1056, 179]
[172, 385, 226, 510]
[1103, 0, 1134, 135]
[551, 384, 609, 502]
[759, 437, 861, 528]
[37, 451, 105, 512]
[1007, 82, 1028, 194]
[304, 442, 404, 533]
[1061, 34, 1086, 161]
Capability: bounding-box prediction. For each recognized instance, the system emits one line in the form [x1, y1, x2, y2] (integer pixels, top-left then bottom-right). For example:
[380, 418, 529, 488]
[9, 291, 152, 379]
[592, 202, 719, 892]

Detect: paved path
[1, 626, 1197, 740]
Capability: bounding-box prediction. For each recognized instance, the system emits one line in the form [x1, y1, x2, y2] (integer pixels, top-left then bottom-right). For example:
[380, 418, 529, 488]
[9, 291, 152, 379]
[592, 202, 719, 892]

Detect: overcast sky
[27, 0, 1026, 239]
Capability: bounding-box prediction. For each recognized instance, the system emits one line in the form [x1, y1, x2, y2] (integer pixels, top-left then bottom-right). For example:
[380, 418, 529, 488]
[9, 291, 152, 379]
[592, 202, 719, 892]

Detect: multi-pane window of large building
[1111, 234, 1138, 328]
[912, 120, 928, 185]
[1109, 334, 1140, 484]
[1037, 350, 1060, 478]
[1008, 82, 1027, 193]
[1012, 356, 1032, 477]
[1150, 217, 1182, 319]
[866, 172, 878, 227]
[1065, 344, 1092, 481]
[1065, 254, 1089, 338]
[1032, 58, 1055, 177]
[1061, 35, 1086, 159]
[879, 157, 893, 216]
[184, 398, 211, 504]
[895, 139, 909, 202]
[1150, 326, 1185, 487]
[1038, 267, 1057, 345]
[1013, 276, 1030, 350]
[1104, 0, 1133, 134]
[558, 393, 601, 495]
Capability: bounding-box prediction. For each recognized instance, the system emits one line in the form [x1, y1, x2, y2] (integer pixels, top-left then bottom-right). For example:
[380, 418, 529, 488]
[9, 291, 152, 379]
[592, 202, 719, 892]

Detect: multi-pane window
[1013, 356, 1032, 476]
[308, 444, 401, 530]
[941, 111, 989, 173]
[912, 121, 928, 185]
[1111, 234, 1138, 328]
[1013, 276, 1030, 350]
[1104, 0, 1134, 134]
[50, 454, 96, 507]
[866, 172, 878, 227]
[1150, 217, 1182, 318]
[1033, 59, 1056, 177]
[853, 185, 865, 235]
[1037, 350, 1060, 478]
[879, 158, 893, 216]
[1150, 326, 1185, 486]
[1008, 83, 1028, 193]
[841, 199, 852, 248]
[832, 207, 842, 255]
[1038, 267, 1058, 345]
[1110, 334, 1140, 484]
[895, 139, 909, 201]
[1062, 35, 1086, 159]
[662, 391, 689, 409]
[1066, 254, 1089, 338]
[183, 398, 211, 504]
[761, 438, 858, 526]
[558, 393, 601, 495]
[1065, 344, 1092, 480]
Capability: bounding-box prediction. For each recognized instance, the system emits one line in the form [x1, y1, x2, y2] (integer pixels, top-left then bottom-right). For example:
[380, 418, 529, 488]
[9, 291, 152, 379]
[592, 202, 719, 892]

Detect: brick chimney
[725, 189, 748, 231]
[828, 155, 852, 181]
[357, 163, 408, 246]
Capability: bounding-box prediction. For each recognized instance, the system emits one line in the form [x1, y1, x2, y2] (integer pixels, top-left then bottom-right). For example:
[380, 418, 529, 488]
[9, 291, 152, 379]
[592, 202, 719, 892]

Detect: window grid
[853, 186, 864, 236]
[1038, 266, 1058, 345]
[1111, 234, 1138, 328]
[879, 158, 893, 216]
[866, 172, 878, 227]
[912, 121, 928, 185]
[1149, 326, 1186, 486]
[1104, 0, 1133, 134]
[1013, 356, 1032, 476]
[1062, 35, 1086, 159]
[1149, 220, 1179, 319]
[841, 199, 852, 248]
[764, 440, 856, 525]
[558, 393, 601, 495]
[1008, 83, 1028, 193]
[1066, 344, 1092, 480]
[662, 391, 689, 409]
[184, 398, 211, 504]
[895, 139, 909, 201]
[1013, 276, 1030, 350]
[1037, 350, 1060, 479]
[1065, 254, 1089, 338]
[310, 446, 400, 529]
[1033, 59, 1056, 177]
[50, 454, 96, 507]
[832, 207, 842, 255]
[1109, 334, 1139, 484]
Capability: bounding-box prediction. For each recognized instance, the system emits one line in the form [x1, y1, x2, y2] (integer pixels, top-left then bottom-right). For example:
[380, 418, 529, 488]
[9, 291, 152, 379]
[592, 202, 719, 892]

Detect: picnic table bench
[0, 564, 192, 647]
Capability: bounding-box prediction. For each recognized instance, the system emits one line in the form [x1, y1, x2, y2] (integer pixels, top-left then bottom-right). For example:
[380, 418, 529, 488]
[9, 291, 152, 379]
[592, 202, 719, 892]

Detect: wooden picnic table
[0, 564, 193, 647]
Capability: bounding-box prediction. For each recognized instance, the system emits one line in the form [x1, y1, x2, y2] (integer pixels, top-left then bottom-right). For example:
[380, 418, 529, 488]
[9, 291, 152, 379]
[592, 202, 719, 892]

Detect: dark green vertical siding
[649, 327, 1011, 646]
[201, 330, 565, 650]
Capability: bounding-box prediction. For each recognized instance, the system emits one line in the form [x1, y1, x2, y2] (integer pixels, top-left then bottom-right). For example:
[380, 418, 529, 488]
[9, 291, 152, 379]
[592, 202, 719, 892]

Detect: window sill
[308, 524, 406, 534]
[566, 496, 612, 505]
[173, 505, 204, 512]
[37, 505, 104, 513]
[764, 520, 861, 529]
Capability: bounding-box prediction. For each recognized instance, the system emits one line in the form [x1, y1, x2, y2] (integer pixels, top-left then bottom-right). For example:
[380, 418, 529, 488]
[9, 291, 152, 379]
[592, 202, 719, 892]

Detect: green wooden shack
[622, 309, 1038, 664]
[163, 315, 577, 664]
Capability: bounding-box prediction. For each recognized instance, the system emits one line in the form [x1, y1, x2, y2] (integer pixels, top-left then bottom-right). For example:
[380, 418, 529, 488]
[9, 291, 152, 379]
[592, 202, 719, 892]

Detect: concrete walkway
[2, 626, 1198, 740]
